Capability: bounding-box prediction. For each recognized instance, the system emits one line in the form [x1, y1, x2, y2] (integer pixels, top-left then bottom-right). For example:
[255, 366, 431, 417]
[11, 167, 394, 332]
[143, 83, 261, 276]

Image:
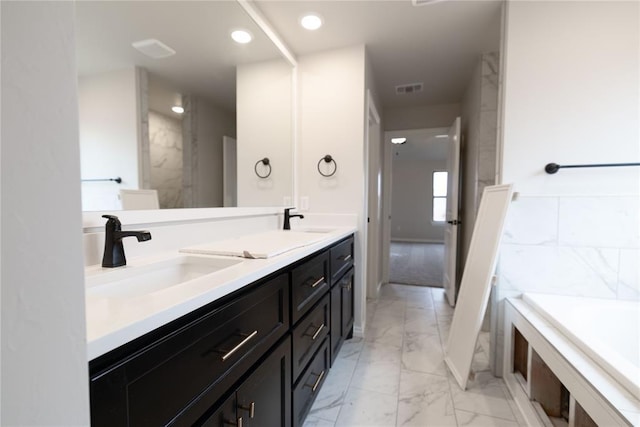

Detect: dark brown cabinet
[201, 337, 291, 427]
[89, 273, 289, 427]
[89, 234, 354, 427]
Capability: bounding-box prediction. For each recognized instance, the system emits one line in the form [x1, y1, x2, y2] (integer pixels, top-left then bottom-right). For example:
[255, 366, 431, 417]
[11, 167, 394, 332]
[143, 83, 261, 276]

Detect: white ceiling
[75, 1, 284, 112]
[257, 0, 503, 108]
[75, 0, 502, 114]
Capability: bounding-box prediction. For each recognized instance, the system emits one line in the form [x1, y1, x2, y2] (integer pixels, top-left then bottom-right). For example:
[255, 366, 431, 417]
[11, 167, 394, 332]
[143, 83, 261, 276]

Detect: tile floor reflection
[304, 284, 524, 427]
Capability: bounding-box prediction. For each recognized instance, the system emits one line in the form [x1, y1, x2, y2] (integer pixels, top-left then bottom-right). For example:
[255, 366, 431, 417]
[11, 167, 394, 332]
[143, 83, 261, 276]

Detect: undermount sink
[291, 228, 334, 234]
[86, 255, 243, 299]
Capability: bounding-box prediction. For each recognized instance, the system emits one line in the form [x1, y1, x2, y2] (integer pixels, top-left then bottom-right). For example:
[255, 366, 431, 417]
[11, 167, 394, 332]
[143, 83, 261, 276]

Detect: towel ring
[254, 158, 272, 179]
[317, 155, 337, 177]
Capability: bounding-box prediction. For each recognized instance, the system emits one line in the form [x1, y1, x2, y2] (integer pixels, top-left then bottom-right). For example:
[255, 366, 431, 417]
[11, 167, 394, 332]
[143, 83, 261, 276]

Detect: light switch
[300, 196, 309, 211]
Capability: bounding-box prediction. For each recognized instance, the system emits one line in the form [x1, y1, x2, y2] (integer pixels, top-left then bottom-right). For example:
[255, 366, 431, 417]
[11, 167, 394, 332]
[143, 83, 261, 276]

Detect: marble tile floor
[304, 284, 525, 427]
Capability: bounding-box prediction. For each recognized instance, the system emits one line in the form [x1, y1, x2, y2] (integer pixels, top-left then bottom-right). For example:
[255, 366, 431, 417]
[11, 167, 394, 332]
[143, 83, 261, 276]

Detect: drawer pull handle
[339, 254, 352, 262]
[224, 417, 242, 427]
[311, 323, 325, 340]
[238, 402, 255, 418]
[220, 330, 258, 361]
[310, 276, 325, 288]
[306, 370, 325, 392]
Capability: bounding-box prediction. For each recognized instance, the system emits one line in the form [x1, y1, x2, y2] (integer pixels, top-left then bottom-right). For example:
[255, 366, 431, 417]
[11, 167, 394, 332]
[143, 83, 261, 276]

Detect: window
[432, 171, 448, 222]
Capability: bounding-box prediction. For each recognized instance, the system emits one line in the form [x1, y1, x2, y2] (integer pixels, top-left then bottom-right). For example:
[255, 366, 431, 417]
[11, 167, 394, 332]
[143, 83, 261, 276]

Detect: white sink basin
[86, 255, 243, 299]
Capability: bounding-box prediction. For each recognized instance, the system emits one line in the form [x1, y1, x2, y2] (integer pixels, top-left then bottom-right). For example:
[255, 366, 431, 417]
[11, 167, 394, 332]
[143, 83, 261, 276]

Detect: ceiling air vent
[412, 0, 448, 6]
[132, 39, 176, 59]
[395, 82, 424, 95]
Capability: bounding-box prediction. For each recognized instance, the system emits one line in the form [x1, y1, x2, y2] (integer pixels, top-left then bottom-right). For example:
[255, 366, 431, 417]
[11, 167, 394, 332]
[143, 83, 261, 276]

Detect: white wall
[79, 68, 142, 211]
[237, 59, 292, 207]
[384, 103, 461, 131]
[1, 2, 90, 423]
[493, 0, 640, 374]
[297, 45, 367, 333]
[391, 158, 447, 242]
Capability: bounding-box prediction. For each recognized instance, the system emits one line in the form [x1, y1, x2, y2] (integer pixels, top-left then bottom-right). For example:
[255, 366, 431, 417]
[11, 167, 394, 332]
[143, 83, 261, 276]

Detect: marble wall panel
[149, 110, 183, 209]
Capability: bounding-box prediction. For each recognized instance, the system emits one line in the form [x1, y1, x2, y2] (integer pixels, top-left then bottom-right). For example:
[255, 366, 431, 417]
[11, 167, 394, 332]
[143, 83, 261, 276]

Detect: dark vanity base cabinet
[89, 234, 354, 427]
[89, 274, 289, 427]
[201, 336, 291, 427]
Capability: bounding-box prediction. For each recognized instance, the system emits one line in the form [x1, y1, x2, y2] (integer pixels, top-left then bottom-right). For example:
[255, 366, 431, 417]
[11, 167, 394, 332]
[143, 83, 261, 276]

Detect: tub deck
[504, 296, 640, 426]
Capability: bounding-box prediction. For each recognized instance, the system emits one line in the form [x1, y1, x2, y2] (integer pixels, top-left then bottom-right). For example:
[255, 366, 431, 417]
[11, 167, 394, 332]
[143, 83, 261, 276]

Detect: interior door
[222, 136, 237, 207]
[443, 117, 461, 306]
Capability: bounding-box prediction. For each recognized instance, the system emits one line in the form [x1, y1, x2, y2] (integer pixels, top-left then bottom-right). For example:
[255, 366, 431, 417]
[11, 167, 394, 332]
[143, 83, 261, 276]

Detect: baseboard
[391, 238, 444, 244]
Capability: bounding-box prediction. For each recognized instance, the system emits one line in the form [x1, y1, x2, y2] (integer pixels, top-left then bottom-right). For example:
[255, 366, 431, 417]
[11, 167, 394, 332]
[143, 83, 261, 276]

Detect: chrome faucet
[283, 207, 304, 230]
[101, 214, 151, 268]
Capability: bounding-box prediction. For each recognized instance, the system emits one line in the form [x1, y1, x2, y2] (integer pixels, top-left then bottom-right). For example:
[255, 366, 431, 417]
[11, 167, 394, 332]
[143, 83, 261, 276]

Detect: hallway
[389, 242, 444, 287]
[305, 284, 522, 427]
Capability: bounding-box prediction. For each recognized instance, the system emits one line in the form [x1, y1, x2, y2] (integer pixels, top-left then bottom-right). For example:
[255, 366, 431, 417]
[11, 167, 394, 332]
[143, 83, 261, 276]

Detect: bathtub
[522, 293, 640, 401]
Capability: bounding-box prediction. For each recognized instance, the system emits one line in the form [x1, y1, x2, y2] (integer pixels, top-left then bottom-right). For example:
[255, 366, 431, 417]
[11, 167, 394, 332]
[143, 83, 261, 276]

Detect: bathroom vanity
[87, 231, 355, 427]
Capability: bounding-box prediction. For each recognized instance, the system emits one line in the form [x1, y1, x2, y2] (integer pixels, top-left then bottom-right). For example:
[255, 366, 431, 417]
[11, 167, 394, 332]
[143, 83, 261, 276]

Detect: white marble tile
[337, 337, 364, 361]
[500, 244, 618, 298]
[455, 410, 520, 427]
[618, 249, 640, 300]
[402, 330, 448, 376]
[502, 197, 558, 245]
[350, 358, 402, 396]
[558, 196, 640, 248]
[359, 340, 403, 364]
[303, 415, 335, 427]
[309, 357, 357, 422]
[405, 307, 438, 333]
[364, 324, 404, 348]
[397, 369, 457, 426]
[449, 371, 517, 421]
[334, 387, 398, 427]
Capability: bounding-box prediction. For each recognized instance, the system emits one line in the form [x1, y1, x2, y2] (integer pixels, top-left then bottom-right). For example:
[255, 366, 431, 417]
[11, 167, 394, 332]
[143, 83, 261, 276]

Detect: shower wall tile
[502, 197, 558, 245]
[149, 110, 183, 209]
[558, 196, 640, 248]
[499, 244, 618, 298]
[617, 249, 640, 300]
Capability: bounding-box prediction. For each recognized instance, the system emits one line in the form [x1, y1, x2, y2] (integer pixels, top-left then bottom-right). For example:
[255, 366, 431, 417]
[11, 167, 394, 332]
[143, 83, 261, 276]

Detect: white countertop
[85, 227, 355, 361]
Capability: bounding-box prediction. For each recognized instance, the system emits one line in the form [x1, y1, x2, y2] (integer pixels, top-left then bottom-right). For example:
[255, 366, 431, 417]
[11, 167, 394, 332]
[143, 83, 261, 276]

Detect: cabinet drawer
[292, 339, 330, 427]
[291, 251, 330, 324]
[292, 294, 330, 380]
[330, 237, 354, 284]
[90, 274, 289, 427]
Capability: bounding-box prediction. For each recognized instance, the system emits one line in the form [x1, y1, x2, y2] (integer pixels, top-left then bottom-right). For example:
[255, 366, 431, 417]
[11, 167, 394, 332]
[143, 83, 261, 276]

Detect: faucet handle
[102, 214, 122, 230]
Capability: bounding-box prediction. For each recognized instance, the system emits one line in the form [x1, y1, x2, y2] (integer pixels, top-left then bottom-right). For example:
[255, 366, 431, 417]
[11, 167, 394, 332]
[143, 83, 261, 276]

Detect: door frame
[365, 90, 381, 299]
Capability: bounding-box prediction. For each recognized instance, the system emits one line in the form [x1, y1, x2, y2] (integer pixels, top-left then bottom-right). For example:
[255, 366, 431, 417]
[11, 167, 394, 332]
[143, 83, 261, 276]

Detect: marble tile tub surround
[500, 194, 639, 300]
[492, 194, 639, 376]
[305, 284, 525, 427]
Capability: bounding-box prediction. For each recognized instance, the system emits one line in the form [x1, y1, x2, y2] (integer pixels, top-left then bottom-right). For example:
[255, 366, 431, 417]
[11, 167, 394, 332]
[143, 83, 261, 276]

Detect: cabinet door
[236, 337, 292, 427]
[340, 268, 355, 338]
[200, 393, 237, 427]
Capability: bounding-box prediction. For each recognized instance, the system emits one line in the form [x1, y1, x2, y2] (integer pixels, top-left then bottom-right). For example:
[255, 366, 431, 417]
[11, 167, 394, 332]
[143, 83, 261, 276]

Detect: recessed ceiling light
[391, 137, 407, 144]
[171, 106, 184, 114]
[300, 14, 323, 30]
[231, 29, 253, 44]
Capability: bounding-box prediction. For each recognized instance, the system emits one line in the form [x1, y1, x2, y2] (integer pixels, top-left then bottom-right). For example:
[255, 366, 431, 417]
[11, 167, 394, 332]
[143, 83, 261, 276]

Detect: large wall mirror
[76, 1, 293, 211]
